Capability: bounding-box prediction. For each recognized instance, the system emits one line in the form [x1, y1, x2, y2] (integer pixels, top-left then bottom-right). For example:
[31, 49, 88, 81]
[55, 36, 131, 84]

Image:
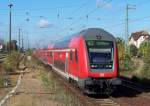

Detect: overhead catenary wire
[2, 0, 150, 47]
[0, 3, 89, 11]
[104, 15, 150, 29]
[55, 0, 92, 34]
[56, 0, 113, 40]
[66, 0, 150, 31]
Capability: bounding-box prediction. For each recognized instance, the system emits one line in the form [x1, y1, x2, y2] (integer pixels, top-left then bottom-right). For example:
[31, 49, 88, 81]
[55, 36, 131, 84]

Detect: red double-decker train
[34, 28, 121, 94]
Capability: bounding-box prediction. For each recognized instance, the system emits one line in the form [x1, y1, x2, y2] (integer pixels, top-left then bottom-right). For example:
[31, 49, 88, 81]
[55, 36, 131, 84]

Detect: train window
[87, 40, 94, 46]
[86, 40, 113, 48]
[96, 41, 111, 46]
[70, 51, 73, 61]
[75, 50, 78, 62]
[50, 52, 53, 57]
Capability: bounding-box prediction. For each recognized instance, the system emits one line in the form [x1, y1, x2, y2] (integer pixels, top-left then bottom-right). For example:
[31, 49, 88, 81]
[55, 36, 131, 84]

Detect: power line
[104, 15, 150, 29]
[86, 0, 112, 16]
[0, 3, 89, 11]
[57, 0, 113, 39]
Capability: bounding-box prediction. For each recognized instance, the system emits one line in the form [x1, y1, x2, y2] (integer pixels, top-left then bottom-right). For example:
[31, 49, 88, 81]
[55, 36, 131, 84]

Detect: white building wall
[137, 36, 145, 48]
[129, 36, 146, 48]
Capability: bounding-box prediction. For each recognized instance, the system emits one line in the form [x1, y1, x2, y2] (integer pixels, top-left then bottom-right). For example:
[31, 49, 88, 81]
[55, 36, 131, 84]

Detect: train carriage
[34, 28, 121, 94]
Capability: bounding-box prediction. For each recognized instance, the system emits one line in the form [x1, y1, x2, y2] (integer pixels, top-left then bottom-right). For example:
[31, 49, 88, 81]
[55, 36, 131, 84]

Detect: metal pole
[125, 4, 136, 55]
[126, 4, 129, 44]
[125, 4, 129, 53]
[27, 35, 30, 50]
[18, 28, 21, 51]
[22, 35, 24, 52]
[8, 3, 13, 54]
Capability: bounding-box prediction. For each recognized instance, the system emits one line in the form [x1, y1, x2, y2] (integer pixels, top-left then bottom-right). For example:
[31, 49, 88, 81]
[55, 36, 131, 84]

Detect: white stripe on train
[39, 58, 79, 81]
[52, 65, 78, 81]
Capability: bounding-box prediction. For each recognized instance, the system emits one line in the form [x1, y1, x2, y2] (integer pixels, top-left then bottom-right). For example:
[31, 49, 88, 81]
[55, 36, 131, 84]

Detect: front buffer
[78, 77, 121, 95]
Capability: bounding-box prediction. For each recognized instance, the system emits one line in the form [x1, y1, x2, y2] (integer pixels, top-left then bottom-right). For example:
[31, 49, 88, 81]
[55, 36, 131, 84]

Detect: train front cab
[77, 30, 121, 94]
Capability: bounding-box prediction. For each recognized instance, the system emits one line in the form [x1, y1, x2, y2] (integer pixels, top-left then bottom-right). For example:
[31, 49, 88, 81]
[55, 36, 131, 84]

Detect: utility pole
[22, 35, 24, 52]
[125, 4, 136, 55]
[8, 3, 13, 54]
[18, 28, 21, 51]
[86, 15, 88, 28]
[27, 37, 29, 50]
[26, 33, 30, 50]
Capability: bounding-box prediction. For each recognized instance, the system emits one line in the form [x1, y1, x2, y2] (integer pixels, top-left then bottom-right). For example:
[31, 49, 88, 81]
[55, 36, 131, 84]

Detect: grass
[37, 63, 80, 106]
[2, 51, 22, 72]
[0, 51, 22, 88]
[0, 78, 4, 87]
[41, 72, 54, 89]
[120, 57, 150, 85]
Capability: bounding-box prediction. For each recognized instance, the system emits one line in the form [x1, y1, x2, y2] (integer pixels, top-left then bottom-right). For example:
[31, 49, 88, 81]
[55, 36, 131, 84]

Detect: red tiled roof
[130, 31, 150, 41]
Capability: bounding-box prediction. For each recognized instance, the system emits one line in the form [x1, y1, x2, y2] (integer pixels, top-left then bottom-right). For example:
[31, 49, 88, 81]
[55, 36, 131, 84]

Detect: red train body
[33, 28, 121, 94]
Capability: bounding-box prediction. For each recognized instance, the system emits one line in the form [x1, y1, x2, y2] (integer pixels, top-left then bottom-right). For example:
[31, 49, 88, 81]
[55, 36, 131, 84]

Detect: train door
[65, 52, 69, 78]
[68, 49, 78, 78]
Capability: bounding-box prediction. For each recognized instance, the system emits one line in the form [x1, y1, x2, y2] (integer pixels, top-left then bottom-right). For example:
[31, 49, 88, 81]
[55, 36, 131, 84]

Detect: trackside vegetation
[33, 59, 80, 106]
[0, 51, 22, 87]
[117, 37, 150, 82]
[140, 42, 150, 79]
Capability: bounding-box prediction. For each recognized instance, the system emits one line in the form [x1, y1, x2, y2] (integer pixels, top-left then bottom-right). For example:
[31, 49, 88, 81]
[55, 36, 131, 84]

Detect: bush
[141, 43, 150, 79]
[119, 53, 135, 71]
[130, 44, 138, 57]
[26, 49, 32, 56]
[116, 37, 135, 71]
[116, 37, 125, 59]
[2, 51, 21, 72]
[0, 78, 4, 87]
[138, 41, 150, 58]
[135, 41, 150, 79]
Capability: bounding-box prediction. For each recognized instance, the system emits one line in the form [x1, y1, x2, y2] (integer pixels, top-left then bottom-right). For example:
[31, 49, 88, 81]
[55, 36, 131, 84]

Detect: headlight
[109, 64, 112, 68]
[91, 64, 98, 68]
[91, 65, 95, 68]
[105, 64, 112, 68]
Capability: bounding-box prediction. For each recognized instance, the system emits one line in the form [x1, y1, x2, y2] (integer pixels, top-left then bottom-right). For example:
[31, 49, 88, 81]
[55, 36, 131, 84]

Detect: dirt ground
[4, 59, 80, 106]
[0, 87, 12, 101]
[0, 74, 19, 103]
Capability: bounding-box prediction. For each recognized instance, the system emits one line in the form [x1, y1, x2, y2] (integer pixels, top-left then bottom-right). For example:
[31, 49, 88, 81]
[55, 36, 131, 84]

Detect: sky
[0, 0, 150, 48]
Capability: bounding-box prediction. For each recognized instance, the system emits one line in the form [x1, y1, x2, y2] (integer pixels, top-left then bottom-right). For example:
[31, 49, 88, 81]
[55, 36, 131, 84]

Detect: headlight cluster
[105, 64, 112, 68]
[91, 64, 112, 69]
[91, 64, 98, 68]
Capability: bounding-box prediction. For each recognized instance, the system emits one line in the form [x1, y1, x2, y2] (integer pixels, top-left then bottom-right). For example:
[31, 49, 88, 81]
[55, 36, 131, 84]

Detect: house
[129, 31, 150, 48]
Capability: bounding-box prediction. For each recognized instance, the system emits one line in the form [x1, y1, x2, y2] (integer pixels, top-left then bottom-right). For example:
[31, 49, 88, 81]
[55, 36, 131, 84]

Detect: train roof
[53, 28, 116, 48]
[79, 28, 115, 41]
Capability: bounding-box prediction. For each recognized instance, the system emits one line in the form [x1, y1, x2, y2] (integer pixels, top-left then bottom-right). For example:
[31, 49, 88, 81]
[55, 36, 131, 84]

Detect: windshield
[89, 48, 112, 63]
[86, 40, 114, 71]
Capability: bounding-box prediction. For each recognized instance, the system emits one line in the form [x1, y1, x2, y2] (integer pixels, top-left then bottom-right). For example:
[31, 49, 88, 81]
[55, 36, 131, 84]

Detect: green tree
[138, 41, 150, 58]
[116, 37, 132, 71]
[130, 44, 138, 57]
[116, 37, 125, 59]
[139, 41, 150, 78]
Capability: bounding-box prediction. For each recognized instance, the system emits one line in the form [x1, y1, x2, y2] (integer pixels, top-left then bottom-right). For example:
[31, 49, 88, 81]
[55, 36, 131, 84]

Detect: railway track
[85, 96, 120, 106]
[35, 57, 150, 106]
[0, 52, 7, 63]
[42, 63, 120, 106]
[120, 76, 150, 99]
[121, 78, 144, 93]
[52, 70, 120, 106]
